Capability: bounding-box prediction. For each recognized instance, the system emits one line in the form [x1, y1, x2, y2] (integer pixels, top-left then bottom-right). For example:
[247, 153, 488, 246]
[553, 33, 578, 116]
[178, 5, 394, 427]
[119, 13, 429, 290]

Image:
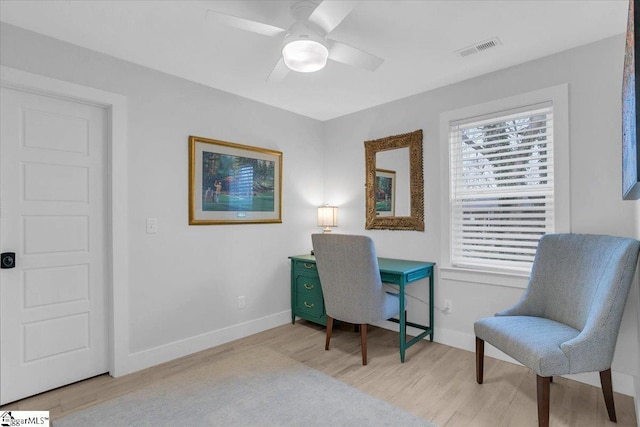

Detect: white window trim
[439, 84, 570, 288]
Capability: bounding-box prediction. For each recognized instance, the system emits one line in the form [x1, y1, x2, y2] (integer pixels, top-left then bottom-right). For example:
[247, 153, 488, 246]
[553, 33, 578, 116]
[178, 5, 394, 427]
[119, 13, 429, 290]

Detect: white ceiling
[0, 0, 629, 121]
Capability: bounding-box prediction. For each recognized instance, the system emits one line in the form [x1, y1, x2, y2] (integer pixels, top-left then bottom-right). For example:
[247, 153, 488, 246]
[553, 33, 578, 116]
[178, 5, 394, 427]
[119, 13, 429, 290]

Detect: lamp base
[323, 227, 332, 233]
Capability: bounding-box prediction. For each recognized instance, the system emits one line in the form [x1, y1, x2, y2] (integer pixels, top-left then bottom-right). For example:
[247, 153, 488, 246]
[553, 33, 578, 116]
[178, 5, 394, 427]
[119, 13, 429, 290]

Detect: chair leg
[325, 316, 333, 350]
[476, 337, 484, 384]
[360, 324, 367, 365]
[536, 375, 551, 427]
[600, 368, 617, 422]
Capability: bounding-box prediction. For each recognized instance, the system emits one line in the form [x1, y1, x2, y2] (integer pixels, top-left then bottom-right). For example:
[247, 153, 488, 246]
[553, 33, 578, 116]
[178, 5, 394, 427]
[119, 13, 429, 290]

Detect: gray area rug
[55, 348, 435, 427]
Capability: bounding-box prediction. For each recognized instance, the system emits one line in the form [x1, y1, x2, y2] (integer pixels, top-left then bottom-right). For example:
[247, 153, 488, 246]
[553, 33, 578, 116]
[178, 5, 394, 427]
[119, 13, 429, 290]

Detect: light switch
[146, 217, 158, 234]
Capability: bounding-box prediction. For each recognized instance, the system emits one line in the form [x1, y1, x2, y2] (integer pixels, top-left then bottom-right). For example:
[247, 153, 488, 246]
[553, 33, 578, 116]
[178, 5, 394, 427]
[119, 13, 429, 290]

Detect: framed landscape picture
[189, 136, 282, 224]
[623, 0, 640, 199]
[375, 169, 396, 217]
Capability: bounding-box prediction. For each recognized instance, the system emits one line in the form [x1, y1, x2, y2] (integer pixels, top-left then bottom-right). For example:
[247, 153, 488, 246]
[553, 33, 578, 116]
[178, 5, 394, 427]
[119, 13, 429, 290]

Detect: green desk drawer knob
[303, 283, 315, 290]
[303, 263, 316, 269]
[303, 301, 315, 308]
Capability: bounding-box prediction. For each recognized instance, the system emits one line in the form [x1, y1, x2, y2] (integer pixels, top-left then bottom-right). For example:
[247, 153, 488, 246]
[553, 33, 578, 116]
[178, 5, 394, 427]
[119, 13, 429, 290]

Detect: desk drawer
[380, 266, 432, 285]
[293, 274, 323, 317]
[292, 259, 318, 273]
[380, 272, 399, 284]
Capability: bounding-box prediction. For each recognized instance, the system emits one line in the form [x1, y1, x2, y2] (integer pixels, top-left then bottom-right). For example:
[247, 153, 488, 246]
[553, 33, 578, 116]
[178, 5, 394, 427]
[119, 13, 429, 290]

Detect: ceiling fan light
[282, 39, 329, 73]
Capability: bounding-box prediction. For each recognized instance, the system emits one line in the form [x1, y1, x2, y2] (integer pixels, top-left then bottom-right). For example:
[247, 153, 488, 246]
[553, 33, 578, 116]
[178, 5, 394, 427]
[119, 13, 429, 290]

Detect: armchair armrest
[495, 286, 540, 317]
[559, 323, 616, 374]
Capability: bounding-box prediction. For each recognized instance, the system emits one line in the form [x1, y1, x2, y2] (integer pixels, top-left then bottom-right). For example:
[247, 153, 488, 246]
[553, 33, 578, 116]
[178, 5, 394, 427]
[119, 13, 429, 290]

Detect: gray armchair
[474, 233, 640, 427]
[311, 233, 401, 365]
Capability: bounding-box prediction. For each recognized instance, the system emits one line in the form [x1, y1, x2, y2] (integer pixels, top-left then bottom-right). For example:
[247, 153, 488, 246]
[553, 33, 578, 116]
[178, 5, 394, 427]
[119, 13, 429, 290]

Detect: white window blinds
[449, 102, 554, 273]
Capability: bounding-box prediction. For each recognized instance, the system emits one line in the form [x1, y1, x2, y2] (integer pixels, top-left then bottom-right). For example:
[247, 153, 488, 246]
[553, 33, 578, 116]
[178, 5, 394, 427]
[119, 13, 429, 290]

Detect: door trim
[0, 66, 130, 380]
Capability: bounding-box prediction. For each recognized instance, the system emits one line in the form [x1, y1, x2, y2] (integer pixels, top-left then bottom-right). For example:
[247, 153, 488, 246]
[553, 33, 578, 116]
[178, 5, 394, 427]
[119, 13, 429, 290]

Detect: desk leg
[399, 281, 406, 363]
[388, 268, 434, 362]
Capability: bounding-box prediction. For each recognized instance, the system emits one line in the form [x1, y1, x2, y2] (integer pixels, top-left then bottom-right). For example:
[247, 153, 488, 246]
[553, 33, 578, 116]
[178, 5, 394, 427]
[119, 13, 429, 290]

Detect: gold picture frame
[365, 129, 424, 231]
[189, 135, 282, 225]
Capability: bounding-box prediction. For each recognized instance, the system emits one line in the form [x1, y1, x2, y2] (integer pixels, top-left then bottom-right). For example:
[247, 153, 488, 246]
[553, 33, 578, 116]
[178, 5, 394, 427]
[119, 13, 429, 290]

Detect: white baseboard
[115, 310, 292, 376]
[115, 313, 636, 397]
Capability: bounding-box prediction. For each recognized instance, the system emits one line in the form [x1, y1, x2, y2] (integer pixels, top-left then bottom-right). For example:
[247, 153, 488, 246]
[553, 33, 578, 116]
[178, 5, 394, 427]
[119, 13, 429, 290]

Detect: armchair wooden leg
[476, 337, 484, 384]
[600, 368, 617, 422]
[325, 316, 333, 350]
[360, 324, 368, 365]
[536, 375, 550, 427]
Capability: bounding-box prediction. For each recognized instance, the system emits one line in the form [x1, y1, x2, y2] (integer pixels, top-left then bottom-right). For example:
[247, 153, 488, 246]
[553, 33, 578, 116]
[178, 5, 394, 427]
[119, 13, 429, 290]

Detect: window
[441, 85, 569, 280]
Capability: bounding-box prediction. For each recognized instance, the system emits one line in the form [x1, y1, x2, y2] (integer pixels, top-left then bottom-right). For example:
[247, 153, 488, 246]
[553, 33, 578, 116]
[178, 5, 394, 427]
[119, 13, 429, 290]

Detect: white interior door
[0, 86, 108, 404]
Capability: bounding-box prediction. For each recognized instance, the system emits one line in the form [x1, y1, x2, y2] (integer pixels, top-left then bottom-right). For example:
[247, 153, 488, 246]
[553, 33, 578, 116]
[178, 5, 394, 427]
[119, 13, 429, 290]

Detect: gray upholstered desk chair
[311, 233, 401, 365]
[474, 233, 640, 427]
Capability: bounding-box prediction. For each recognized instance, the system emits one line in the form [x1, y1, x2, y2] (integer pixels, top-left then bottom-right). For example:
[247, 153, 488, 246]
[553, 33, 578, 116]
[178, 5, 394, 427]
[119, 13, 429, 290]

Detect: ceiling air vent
[456, 37, 502, 57]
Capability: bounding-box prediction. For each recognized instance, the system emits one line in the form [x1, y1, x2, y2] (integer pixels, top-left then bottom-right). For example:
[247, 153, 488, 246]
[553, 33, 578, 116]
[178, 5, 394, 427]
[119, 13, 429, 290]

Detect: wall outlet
[443, 299, 452, 313]
[238, 296, 246, 309]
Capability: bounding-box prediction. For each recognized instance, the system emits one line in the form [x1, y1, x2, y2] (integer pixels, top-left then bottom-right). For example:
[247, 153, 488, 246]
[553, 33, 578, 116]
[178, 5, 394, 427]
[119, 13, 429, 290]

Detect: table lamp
[317, 206, 338, 233]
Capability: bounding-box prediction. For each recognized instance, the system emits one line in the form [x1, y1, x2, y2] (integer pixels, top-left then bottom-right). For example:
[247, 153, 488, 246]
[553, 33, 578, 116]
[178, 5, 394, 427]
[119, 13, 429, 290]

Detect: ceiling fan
[205, 1, 384, 82]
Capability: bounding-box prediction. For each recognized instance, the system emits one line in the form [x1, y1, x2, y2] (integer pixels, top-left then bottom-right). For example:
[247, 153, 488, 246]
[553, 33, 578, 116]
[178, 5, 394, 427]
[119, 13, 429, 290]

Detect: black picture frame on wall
[623, 0, 640, 200]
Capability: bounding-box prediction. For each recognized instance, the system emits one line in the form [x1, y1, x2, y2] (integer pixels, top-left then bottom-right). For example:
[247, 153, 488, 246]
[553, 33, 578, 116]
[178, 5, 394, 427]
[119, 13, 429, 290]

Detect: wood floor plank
[1, 321, 636, 427]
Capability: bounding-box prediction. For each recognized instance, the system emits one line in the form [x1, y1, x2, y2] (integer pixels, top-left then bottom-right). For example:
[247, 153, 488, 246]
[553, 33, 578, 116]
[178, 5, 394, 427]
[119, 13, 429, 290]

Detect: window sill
[440, 266, 529, 289]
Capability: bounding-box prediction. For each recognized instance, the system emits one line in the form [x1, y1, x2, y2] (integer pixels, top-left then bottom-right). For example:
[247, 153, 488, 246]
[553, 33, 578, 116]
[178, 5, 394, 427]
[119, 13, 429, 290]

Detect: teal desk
[289, 254, 435, 363]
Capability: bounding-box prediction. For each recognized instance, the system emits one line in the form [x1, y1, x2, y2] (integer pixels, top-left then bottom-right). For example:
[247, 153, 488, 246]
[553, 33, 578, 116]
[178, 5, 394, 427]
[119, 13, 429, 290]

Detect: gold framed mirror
[365, 129, 424, 231]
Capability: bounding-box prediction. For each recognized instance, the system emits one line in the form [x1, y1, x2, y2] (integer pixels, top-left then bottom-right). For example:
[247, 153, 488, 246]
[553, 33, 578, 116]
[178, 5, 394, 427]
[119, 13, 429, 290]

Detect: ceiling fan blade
[205, 9, 286, 38]
[308, 1, 357, 34]
[328, 41, 384, 71]
[266, 58, 290, 83]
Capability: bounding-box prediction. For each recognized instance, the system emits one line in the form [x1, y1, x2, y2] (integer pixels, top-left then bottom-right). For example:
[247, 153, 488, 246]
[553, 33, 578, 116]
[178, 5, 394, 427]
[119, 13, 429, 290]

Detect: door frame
[0, 66, 130, 385]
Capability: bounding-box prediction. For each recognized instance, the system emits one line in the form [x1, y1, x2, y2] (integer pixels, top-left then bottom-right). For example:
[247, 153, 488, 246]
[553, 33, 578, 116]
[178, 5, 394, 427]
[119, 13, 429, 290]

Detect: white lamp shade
[282, 39, 329, 73]
[317, 206, 338, 230]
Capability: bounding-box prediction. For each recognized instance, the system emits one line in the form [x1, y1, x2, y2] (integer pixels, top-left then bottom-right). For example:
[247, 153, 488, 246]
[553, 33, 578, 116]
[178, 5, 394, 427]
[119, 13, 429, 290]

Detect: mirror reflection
[376, 147, 410, 217]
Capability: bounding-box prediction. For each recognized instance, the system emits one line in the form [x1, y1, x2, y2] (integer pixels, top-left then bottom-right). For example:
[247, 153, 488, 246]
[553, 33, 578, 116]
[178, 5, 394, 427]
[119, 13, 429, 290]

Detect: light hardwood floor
[2, 321, 637, 426]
